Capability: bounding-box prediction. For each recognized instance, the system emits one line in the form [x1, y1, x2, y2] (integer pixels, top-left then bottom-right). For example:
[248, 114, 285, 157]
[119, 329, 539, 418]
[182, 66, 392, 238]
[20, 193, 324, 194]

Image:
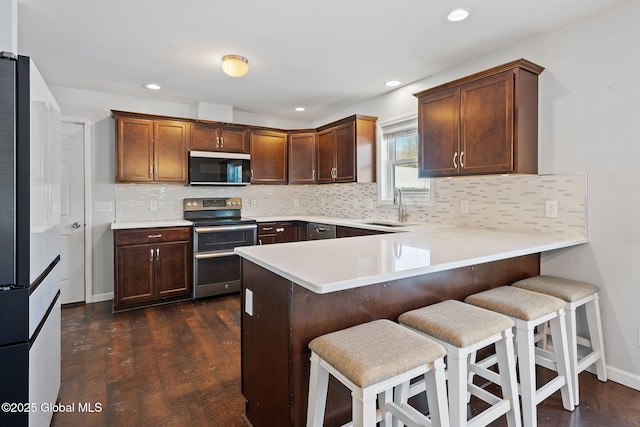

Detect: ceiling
[16, 0, 626, 122]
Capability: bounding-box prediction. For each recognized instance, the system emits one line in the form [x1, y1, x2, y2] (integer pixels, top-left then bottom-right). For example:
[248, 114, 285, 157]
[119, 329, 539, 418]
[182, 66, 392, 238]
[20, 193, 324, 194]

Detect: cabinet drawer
[115, 227, 191, 246]
[257, 223, 277, 235]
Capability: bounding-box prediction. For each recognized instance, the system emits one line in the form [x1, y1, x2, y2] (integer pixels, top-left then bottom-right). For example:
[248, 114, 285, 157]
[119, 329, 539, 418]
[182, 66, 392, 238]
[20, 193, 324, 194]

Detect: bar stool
[398, 300, 521, 427]
[465, 286, 575, 427]
[306, 319, 450, 427]
[511, 275, 607, 405]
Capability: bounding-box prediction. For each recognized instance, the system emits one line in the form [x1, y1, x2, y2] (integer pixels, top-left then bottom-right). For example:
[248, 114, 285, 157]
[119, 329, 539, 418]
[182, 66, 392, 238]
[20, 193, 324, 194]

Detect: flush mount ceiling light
[385, 80, 401, 87]
[144, 82, 161, 90]
[446, 8, 472, 22]
[295, 107, 306, 112]
[221, 55, 249, 77]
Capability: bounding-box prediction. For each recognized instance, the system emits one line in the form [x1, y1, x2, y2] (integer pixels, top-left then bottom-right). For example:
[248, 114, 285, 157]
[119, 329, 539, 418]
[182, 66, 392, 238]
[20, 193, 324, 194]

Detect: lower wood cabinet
[257, 222, 297, 245]
[113, 227, 192, 312]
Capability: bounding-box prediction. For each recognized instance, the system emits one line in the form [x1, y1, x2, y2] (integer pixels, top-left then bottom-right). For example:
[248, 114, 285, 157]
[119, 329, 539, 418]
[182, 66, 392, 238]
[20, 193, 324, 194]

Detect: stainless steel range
[184, 197, 257, 299]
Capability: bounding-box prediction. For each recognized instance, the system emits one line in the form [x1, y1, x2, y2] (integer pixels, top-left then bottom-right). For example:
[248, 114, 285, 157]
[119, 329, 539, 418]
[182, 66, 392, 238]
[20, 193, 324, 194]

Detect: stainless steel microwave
[188, 151, 251, 185]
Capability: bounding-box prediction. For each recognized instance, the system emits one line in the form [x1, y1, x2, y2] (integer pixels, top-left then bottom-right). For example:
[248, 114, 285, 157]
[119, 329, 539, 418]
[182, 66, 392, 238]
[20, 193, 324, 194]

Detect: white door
[59, 122, 85, 304]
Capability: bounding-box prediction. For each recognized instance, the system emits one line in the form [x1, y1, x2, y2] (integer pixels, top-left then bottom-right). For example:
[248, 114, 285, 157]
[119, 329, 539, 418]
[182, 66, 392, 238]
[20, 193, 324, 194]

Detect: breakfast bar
[235, 223, 587, 427]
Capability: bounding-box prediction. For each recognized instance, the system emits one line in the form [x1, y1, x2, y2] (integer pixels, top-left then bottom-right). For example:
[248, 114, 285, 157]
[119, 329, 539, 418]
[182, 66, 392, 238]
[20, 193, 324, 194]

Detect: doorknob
[72, 222, 81, 229]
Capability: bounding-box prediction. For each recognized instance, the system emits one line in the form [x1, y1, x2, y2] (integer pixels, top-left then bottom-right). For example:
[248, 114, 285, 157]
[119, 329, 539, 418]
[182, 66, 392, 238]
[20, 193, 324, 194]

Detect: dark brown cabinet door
[116, 117, 154, 182]
[219, 126, 248, 153]
[417, 88, 460, 177]
[415, 59, 542, 178]
[154, 120, 188, 183]
[334, 122, 356, 182]
[190, 123, 219, 151]
[316, 129, 336, 183]
[250, 130, 288, 184]
[113, 227, 192, 311]
[115, 245, 155, 307]
[288, 132, 317, 184]
[155, 241, 192, 298]
[460, 70, 514, 175]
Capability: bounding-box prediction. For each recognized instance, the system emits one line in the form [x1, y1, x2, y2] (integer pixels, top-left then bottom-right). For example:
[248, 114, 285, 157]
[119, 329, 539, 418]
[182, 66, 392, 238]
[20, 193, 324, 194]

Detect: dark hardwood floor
[52, 295, 640, 426]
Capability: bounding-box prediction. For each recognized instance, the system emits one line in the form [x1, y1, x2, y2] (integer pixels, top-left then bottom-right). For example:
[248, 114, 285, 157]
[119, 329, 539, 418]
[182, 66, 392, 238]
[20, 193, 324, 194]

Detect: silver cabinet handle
[220, 137, 224, 148]
[453, 152, 458, 168]
[72, 222, 81, 229]
[261, 227, 273, 231]
[149, 166, 153, 178]
[460, 151, 464, 168]
[312, 169, 316, 180]
[150, 248, 154, 262]
[155, 166, 159, 177]
[216, 136, 220, 148]
[156, 248, 159, 260]
[147, 234, 162, 238]
[276, 227, 284, 232]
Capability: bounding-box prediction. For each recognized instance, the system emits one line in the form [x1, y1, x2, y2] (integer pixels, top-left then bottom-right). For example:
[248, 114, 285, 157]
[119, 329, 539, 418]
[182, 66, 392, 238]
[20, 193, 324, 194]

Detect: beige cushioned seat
[512, 275, 599, 302]
[308, 319, 445, 388]
[465, 286, 565, 321]
[399, 300, 514, 348]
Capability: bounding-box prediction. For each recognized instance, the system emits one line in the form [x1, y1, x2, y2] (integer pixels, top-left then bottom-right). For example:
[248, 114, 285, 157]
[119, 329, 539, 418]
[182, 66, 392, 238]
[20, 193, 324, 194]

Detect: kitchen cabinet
[335, 226, 387, 238]
[250, 129, 288, 184]
[257, 222, 297, 245]
[114, 112, 189, 183]
[288, 131, 317, 184]
[316, 115, 377, 183]
[414, 59, 544, 177]
[190, 122, 248, 153]
[113, 227, 192, 312]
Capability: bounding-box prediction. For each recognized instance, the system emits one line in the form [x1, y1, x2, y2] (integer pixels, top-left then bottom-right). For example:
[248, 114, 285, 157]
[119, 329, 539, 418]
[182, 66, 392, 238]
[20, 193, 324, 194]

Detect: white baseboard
[606, 365, 640, 392]
[90, 292, 114, 304]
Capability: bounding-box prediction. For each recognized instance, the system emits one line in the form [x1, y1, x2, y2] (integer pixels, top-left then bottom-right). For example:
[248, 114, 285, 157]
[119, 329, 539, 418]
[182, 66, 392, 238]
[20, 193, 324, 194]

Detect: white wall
[0, 0, 17, 53]
[317, 0, 640, 387]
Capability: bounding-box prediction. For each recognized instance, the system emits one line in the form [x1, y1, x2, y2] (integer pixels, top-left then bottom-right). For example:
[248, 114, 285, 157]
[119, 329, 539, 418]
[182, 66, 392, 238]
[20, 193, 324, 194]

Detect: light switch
[245, 288, 253, 316]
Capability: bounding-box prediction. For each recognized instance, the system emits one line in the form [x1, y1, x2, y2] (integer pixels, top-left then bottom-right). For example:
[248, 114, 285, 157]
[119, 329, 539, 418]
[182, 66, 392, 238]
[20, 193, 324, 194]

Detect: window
[378, 116, 431, 204]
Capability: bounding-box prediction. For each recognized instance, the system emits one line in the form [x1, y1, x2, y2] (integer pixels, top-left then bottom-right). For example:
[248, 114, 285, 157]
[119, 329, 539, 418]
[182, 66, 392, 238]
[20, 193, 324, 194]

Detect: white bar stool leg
[515, 325, 537, 427]
[495, 330, 521, 427]
[307, 353, 329, 427]
[549, 311, 575, 411]
[424, 358, 449, 427]
[586, 295, 607, 382]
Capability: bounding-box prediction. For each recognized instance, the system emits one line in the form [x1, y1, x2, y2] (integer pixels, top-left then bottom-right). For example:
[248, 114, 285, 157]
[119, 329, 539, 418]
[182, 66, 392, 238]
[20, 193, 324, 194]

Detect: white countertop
[111, 220, 193, 230]
[235, 219, 588, 294]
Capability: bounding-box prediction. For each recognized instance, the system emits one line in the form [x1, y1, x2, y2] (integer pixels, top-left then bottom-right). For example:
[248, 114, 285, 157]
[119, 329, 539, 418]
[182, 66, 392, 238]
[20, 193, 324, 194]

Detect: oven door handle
[195, 251, 237, 260]
[194, 224, 257, 233]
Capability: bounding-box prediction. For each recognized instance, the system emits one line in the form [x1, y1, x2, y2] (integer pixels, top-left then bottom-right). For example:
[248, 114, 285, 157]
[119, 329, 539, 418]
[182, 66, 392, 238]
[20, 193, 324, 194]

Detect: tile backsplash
[115, 174, 586, 237]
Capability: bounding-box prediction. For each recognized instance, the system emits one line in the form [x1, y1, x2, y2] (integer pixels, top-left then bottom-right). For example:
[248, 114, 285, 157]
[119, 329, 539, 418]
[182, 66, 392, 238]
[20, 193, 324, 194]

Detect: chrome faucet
[393, 187, 408, 223]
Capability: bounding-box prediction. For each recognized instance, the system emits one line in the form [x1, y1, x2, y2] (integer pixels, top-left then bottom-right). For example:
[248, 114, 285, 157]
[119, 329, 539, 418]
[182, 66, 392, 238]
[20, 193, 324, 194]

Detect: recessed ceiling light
[385, 80, 401, 87]
[295, 107, 305, 112]
[446, 8, 471, 22]
[144, 83, 161, 90]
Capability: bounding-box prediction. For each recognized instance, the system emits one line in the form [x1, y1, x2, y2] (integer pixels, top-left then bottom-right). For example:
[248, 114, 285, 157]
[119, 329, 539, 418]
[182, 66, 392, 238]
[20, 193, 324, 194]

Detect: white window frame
[377, 114, 433, 205]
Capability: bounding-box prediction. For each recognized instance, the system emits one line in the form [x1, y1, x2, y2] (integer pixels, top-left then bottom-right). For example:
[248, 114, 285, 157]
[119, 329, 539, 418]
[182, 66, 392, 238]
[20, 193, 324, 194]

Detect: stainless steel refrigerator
[0, 52, 61, 426]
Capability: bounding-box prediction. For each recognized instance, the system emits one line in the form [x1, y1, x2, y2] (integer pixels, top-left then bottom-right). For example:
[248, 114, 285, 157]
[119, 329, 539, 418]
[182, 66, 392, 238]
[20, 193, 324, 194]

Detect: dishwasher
[307, 223, 336, 240]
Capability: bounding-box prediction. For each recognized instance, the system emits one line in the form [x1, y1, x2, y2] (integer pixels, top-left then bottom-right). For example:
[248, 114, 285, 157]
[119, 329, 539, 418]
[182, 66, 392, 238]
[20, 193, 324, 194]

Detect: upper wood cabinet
[250, 129, 288, 184]
[288, 131, 317, 184]
[414, 59, 544, 177]
[316, 115, 377, 184]
[114, 112, 189, 183]
[190, 122, 248, 153]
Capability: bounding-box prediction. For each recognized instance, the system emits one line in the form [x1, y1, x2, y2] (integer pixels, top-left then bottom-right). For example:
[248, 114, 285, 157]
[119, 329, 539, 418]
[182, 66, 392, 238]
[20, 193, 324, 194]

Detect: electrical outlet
[149, 200, 157, 211]
[545, 200, 559, 218]
[250, 199, 257, 208]
[460, 200, 469, 214]
[294, 198, 300, 207]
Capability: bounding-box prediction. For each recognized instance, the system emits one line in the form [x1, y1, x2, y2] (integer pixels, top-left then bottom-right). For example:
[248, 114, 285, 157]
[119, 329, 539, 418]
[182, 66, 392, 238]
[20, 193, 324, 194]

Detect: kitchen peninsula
[235, 221, 587, 426]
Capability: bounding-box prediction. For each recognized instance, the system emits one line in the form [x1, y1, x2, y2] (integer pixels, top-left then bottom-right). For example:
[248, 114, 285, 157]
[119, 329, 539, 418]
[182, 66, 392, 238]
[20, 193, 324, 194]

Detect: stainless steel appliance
[184, 197, 257, 299]
[0, 53, 61, 426]
[308, 223, 336, 240]
[188, 151, 251, 185]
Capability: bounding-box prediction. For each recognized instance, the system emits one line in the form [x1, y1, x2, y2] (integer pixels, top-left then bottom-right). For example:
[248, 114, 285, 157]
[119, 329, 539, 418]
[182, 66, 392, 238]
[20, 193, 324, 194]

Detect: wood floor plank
[53, 294, 640, 427]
